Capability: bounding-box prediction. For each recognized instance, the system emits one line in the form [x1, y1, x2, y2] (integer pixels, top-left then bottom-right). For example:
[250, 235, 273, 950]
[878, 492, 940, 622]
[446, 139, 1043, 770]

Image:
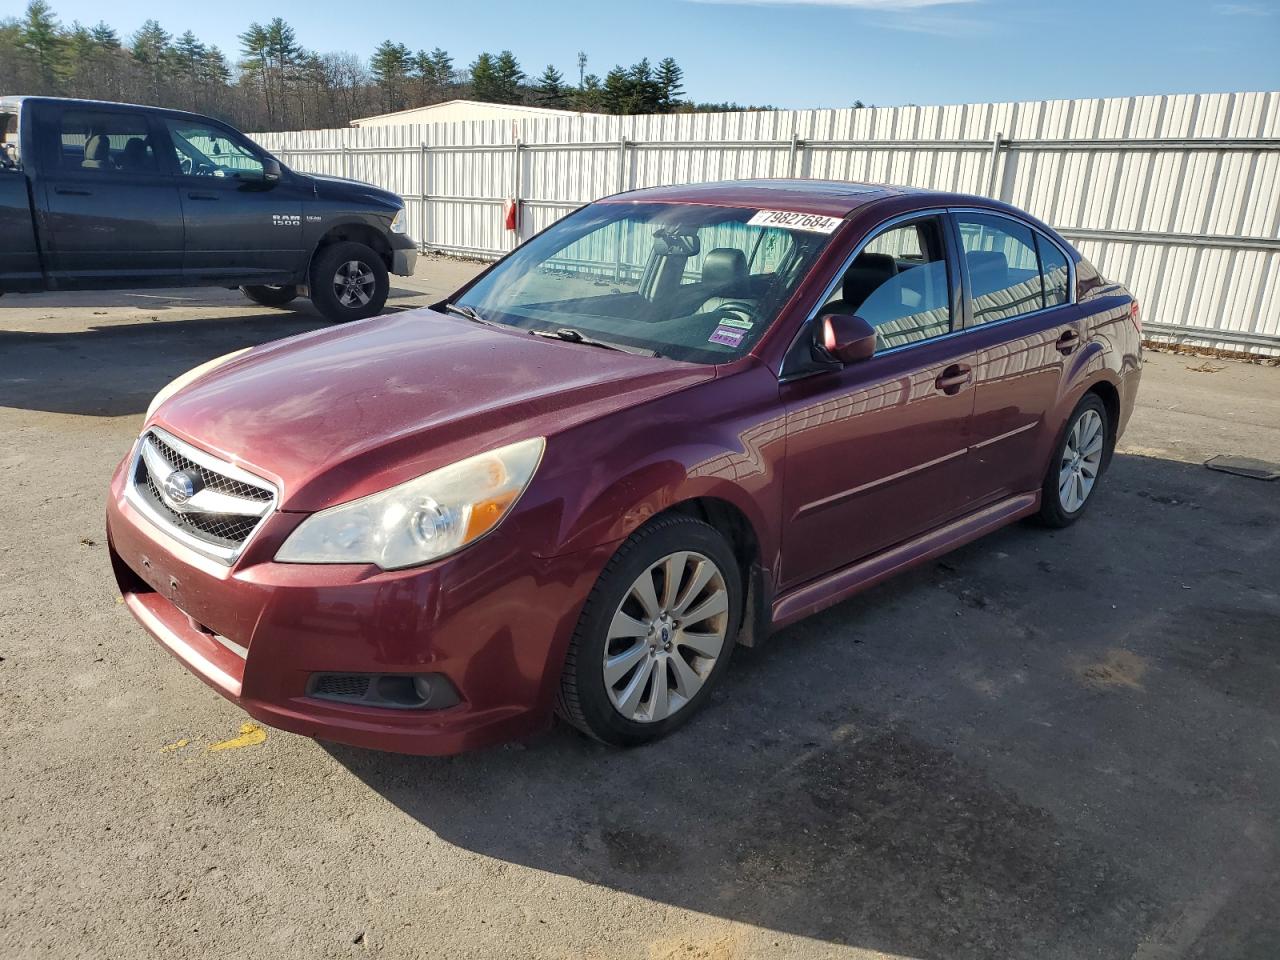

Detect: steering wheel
[711, 300, 758, 325]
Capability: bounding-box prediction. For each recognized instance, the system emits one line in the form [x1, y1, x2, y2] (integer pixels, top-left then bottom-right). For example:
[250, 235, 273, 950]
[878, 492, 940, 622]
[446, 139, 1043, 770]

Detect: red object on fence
[504, 199, 517, 231]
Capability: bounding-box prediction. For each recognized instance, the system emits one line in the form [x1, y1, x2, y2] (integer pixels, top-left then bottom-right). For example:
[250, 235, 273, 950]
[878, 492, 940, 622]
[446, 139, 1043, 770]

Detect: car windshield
[453, 201, 840, 363]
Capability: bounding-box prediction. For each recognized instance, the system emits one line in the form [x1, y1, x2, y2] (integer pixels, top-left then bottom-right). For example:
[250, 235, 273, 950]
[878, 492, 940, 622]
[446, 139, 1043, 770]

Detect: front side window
[57, 110, 159, 174]
[163, 119, 264, 180]
[455, 202, 837, 364]
[822, 217, 952, 349]
[956, 213, 1043, 324]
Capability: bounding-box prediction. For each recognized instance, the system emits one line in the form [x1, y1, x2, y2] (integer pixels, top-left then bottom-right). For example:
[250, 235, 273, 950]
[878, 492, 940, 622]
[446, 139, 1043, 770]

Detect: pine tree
[20, 1, 66, 91]
[492, 50, 524, 104]
[89, 21, 120, 49]
[573, 74, 603, 113]
[469, 52, 499, 102]
[370, 40, 412, 111]
[656, 57, 684, 112]
[626, 58, 659, 114]
[130, 20, 172, 102]
[536, 65, 566, 108]
[602, 66, 630, 115]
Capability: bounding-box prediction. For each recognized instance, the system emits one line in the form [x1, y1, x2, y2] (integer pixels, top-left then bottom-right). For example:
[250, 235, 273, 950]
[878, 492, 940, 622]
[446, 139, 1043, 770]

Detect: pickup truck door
[37, 105, 184, 288]
[156, 117, 306, 285]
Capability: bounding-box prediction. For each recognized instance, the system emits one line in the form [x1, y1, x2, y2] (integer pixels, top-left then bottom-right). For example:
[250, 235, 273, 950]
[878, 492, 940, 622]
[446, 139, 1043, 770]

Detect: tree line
[1, 2, 778, 132]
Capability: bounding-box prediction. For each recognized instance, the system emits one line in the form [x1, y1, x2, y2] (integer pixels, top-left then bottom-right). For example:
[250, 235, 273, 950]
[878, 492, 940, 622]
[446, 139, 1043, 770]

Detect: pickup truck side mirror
[262, 158, 281, 184]
[820, 313, 877, 364]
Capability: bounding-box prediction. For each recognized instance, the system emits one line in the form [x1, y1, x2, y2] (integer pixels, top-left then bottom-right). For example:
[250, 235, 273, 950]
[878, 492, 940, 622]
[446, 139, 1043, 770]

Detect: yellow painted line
[208, 723, 267, 752]
[160, 738, 189, 752]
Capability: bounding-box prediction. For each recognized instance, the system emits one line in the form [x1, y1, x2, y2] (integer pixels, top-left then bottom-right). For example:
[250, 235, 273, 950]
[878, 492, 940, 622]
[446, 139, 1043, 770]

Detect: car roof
[605, 178, 940, 217]
[0, 95, 230, 127]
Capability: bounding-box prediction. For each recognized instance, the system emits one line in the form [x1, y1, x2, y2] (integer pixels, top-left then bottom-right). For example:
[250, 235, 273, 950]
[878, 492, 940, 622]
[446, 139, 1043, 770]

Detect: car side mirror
[262, 158, 281, 184]
[820, 313, 877, 364]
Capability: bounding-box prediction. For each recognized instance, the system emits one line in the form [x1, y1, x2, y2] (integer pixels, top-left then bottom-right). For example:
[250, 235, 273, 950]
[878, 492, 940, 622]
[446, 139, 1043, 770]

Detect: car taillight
[1129, 299, 1142, 334]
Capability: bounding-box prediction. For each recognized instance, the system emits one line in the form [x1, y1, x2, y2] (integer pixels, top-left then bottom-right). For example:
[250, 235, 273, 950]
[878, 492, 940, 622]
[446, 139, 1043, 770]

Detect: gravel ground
[1, 260, 1278, 960]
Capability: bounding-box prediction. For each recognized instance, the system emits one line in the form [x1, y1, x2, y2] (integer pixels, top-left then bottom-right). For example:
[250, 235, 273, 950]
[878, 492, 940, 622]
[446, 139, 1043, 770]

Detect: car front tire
[1038, 393, 1110, 528]
[308, 241, 390, 323]
[556, 515, 743, 747]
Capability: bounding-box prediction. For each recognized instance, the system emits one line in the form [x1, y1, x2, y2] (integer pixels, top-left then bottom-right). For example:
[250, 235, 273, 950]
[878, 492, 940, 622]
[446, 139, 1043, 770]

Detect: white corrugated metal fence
[253, 92, 1280, 354]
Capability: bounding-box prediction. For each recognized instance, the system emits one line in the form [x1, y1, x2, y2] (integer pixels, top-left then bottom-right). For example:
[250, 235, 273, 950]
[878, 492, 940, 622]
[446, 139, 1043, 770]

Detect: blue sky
[19, 0, 1280, 108]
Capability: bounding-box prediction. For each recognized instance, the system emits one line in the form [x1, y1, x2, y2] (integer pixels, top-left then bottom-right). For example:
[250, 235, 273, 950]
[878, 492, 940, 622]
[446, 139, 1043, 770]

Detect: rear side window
[1037, 234, 1070, 307]
[57, 110, 159, 174]
[956, 213, 1043, 324]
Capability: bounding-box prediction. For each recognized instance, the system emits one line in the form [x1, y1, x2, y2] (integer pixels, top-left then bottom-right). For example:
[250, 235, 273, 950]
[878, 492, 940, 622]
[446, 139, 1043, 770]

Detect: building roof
[351, 99, 606, 125]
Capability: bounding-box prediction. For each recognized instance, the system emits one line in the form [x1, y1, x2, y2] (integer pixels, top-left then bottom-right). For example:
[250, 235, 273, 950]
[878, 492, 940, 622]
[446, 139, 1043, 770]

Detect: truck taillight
[1129, 299, 1141, 334]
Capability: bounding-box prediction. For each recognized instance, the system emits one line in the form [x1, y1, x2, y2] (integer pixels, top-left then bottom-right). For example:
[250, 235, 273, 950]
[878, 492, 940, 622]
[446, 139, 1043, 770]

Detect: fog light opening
[308, 672, 461, 710]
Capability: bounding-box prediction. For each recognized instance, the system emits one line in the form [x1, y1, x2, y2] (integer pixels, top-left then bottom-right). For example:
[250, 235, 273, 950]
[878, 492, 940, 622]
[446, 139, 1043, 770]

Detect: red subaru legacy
[107, 179, 1142, 754]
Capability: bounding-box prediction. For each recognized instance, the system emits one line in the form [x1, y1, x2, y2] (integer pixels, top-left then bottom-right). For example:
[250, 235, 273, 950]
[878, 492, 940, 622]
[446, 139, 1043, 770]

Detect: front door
[780, 214, 975, 588]
[156, 117, 306, 284]
[39, 105, 184, 288]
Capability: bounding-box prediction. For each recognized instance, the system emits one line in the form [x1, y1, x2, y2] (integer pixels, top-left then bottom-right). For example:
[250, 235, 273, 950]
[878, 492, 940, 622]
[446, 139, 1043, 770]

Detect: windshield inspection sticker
[717, 316, 754, 330]
[747, 209, 843, 234]
[709, 326, 746, 347]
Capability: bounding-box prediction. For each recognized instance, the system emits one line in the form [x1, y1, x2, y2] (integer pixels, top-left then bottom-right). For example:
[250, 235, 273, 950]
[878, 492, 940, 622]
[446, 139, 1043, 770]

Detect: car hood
[304, 172, 402, 211]
[152, 309, 713, 511]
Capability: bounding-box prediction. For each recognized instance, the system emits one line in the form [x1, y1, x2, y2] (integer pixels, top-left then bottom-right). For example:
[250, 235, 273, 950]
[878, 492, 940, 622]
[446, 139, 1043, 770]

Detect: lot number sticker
[747, 209, 843, 234]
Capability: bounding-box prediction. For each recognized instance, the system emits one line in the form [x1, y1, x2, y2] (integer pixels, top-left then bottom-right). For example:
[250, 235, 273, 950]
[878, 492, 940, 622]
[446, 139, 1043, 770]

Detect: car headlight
[275, 437, 545, 570]
[389, 207, 407, 234]
[146, 348, 251, 420]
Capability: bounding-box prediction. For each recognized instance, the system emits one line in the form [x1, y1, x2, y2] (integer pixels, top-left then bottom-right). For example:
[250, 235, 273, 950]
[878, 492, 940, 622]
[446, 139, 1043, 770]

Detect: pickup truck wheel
[309, 241, 389, 323]
[240, 284, 298, 307]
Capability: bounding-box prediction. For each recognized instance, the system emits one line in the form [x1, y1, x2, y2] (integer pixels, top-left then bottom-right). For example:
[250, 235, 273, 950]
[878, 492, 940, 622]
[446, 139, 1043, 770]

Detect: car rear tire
[556, 515, 742, 747]
[1037, 393, 1110, 528]
[308, 241, 389, 323]
[240, 284, 298, 308]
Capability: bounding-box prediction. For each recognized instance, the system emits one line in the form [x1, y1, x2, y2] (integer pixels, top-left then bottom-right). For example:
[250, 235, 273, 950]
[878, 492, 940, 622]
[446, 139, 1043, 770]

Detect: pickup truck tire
[309, 241, 389, 323]
[240, 284, 298, 307]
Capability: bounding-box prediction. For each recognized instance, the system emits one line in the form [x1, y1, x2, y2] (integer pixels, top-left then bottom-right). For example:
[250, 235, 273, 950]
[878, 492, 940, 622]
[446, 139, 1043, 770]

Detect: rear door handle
[935, 363, 972, 395]
[55, 188, 91, 196]
[1056, 329, 1081, 354]
[187, 192, 219, 201]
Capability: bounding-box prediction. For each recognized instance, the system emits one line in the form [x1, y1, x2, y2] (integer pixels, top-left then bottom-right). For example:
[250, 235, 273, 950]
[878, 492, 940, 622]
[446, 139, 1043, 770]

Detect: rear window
[1, 112, 18, 167]
[57, 110, 160, 174]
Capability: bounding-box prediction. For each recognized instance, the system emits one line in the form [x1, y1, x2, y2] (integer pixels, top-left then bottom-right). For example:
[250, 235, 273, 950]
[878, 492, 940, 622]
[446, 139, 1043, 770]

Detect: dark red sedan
[106, 179, 1142, 753]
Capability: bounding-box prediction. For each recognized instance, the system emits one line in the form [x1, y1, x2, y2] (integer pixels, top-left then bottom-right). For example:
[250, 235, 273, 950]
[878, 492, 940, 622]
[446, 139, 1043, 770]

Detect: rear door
[38, 104, 184, 287]
[780, 213, 976, 587]
[155, 116, 306, 284]
[950, 210, 1083, 507]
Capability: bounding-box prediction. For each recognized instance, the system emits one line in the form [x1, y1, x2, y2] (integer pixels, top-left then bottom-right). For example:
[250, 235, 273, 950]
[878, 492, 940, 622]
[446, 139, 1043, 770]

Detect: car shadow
[322, 453, 1280, 959]
[0, 290, 434, 417]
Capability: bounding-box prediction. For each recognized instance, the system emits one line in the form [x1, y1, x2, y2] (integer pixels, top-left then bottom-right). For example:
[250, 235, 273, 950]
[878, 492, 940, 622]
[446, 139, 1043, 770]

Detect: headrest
[967, 251, 1009, 293]
[702, 248, 748, 291]
[122, 138, 148, 161]
[842, 251, 897, 303]
[84, 134, 111, 161]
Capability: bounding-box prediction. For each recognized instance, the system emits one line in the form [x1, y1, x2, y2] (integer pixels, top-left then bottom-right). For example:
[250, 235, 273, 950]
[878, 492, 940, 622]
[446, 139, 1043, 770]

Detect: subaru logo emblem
[661, 627, 670, 643]
[162, 470, 197, 505]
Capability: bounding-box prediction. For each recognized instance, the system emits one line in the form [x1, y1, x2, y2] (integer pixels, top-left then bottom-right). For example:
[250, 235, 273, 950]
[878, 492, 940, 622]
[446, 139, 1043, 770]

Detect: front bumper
[391, 245, 418, 277]
[106, 458, 609, 755]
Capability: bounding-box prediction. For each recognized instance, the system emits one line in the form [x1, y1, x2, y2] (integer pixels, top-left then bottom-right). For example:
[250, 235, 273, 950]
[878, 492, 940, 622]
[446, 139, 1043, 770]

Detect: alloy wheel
[603, 551, 729, 723]
[333, 260, 376, 308]
[1059, 408, 1105, 512]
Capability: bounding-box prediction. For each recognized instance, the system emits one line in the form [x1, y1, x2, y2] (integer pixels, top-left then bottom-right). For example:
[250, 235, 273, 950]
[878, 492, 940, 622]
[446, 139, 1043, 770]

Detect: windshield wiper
[443, 302, 504, 327]
[529, 327, 659, 358]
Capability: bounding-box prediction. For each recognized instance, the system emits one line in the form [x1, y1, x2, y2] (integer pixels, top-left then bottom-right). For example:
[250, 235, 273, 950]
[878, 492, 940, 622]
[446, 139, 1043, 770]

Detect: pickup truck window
[58, 110, 159, 174]
[162, 119, 264, 181]
[1, 112, 17, 168]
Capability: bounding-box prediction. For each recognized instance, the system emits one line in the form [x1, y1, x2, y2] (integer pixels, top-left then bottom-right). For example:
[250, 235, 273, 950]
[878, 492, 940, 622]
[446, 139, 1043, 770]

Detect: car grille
[127, 427, 277, 563]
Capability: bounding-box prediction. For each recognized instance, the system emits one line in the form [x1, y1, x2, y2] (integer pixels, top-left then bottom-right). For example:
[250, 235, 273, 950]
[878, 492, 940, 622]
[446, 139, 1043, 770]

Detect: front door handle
[187, 192, 219, 201]
[55, 188, 91, 196]
[935, 363, 972, 395]
[1056, 329, 1081, 354]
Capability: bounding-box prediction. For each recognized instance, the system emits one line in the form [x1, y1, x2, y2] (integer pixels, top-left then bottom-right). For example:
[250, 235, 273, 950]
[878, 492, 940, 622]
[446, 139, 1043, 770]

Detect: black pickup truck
[0, 96, 417, 322]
